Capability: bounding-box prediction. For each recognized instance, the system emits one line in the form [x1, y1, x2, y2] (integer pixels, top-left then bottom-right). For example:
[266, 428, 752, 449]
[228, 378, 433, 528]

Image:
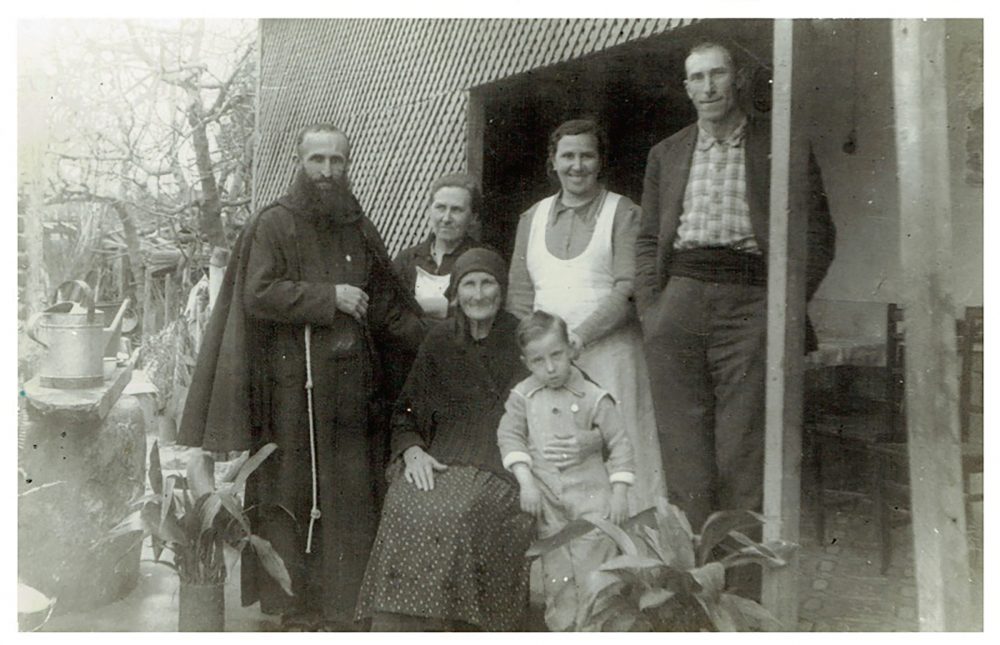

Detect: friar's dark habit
[178, 170, 425, 624]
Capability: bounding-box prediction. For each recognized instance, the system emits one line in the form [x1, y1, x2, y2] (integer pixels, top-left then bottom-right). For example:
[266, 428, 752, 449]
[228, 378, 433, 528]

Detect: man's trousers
[642, 276, 767, 597]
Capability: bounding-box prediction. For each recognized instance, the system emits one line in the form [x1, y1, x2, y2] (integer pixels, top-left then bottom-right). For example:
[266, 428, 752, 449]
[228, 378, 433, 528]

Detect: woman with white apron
[506, 119, 666, 516]
[392, 172, 483, 320]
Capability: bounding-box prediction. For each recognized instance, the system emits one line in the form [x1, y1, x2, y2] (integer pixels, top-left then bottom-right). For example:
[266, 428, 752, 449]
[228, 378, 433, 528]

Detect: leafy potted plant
[527, 497, 795, 631]
[105, 440, 292, 631]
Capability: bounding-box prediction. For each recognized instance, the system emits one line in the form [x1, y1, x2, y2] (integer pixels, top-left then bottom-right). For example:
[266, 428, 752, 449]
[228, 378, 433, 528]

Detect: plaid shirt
[673, 118, 761, 254]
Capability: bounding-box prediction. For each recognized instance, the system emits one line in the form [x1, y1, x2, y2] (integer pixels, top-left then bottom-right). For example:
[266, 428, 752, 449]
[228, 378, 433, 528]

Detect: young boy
[497, 310, 635, 631]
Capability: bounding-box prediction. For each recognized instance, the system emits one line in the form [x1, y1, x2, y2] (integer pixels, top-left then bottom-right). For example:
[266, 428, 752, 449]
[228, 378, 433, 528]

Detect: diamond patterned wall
[256, 18, 694, 255]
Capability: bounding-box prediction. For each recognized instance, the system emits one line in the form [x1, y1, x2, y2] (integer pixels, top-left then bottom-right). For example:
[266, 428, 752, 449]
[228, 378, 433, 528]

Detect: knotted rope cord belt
[303, 324, 322, 554]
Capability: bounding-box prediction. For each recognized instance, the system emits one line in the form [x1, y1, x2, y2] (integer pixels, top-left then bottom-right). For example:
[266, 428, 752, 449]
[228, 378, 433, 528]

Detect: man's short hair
[294, 123, 351, 158]
[427, 172, 482, 215]
[516, 310, 570, 350]
[685, 41, 737, 76]
[546, 118, 609, 176]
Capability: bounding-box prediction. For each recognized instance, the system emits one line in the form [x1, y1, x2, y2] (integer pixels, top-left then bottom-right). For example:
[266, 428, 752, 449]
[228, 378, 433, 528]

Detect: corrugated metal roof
[256, 18, 695, 256]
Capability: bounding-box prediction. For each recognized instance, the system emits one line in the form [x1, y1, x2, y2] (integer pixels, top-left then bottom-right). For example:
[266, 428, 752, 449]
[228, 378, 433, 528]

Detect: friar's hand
[335, 284, 370, 320]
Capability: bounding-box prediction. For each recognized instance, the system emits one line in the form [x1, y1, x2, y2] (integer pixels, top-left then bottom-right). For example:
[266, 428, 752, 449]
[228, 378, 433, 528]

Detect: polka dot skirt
[356, 465, 535, 631]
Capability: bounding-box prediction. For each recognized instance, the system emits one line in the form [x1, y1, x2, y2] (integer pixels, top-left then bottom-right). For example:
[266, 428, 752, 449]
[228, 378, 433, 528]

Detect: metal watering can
[27, 280, 131, 389]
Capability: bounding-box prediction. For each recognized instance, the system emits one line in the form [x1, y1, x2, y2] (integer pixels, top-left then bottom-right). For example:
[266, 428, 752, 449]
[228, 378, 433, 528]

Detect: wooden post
[465, 89, 486, 242]
[466, 90, 485, 180]
[761, 19, 808, 629]
[891, 18, 972, 631]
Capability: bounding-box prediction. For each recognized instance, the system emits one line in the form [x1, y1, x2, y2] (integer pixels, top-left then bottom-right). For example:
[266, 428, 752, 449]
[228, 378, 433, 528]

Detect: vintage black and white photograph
[15, 11, 985, 634]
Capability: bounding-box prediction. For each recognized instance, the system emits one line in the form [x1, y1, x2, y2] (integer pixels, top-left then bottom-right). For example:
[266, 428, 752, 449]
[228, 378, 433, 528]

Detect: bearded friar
[179, 123, 426, 631]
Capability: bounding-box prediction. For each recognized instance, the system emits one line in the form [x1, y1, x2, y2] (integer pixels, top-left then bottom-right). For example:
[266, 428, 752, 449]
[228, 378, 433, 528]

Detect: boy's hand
[609, 483, 629, 525]
[510, 462, 543, 518]
[519, 479, 543, 518]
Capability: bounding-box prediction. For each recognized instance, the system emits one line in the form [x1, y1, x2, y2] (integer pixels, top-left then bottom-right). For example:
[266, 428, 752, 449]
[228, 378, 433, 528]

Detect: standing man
[179, 123, 425, 630]
[635, 42, 835, 595]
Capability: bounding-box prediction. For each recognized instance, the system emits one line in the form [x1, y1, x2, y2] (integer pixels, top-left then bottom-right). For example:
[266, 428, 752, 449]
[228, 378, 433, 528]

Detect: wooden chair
[806, 304, 903, 545]
[870, 305, 983, 573]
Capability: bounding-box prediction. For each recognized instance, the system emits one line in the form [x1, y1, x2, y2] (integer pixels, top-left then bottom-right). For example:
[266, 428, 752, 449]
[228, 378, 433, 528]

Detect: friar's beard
[295, 168, 357, 222]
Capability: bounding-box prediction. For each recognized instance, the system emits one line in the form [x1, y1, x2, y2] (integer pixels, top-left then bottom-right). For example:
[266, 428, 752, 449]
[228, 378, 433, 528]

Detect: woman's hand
[543, 432, 602, 469]
[403, 446, 448, 491]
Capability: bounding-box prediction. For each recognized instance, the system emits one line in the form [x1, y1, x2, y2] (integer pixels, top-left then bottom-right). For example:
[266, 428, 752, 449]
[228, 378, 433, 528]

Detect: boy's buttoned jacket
[497, 366, 634, 525]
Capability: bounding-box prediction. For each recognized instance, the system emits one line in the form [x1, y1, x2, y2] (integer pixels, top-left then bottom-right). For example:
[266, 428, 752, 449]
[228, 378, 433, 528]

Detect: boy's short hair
[516, 310, 570, 350]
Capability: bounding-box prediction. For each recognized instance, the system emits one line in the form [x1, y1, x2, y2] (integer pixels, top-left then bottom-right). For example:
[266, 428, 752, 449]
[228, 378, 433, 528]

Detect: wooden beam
[761, 18, 808, 629]
[891, 18, 972, 631]
[465, 89, 486, 242]
[465, 91, 485, 179]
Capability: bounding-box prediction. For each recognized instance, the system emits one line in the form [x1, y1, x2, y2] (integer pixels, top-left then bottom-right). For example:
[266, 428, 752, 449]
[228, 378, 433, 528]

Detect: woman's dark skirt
[356, 465, 534, 631]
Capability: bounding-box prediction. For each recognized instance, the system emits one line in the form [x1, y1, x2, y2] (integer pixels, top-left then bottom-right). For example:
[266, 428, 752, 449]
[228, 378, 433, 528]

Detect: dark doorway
[473, 20, 773, 260]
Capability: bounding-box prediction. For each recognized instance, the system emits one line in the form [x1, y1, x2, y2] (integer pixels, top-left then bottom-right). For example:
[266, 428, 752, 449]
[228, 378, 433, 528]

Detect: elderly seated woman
[356, 248, 535, 631]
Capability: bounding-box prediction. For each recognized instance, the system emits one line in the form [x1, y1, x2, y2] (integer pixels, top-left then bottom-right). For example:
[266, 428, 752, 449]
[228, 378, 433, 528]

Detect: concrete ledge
[23, 366, 132, 423]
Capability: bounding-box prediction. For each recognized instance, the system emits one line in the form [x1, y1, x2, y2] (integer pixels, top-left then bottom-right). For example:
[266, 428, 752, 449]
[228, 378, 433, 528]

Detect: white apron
[525, 192, 667, 515]
[414, 265, 451, 319]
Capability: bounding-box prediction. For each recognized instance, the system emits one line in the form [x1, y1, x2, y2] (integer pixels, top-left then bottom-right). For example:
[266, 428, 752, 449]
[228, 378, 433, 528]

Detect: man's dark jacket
[635, 116, 836, 351]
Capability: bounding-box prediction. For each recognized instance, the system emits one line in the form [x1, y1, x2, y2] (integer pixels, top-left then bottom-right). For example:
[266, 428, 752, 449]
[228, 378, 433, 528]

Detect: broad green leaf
[526, 519, 596, 558]
[696, 595, 735, 632]
[580, 569, 626, 607]
[217, 490, 251, 535]
[167, 475, 189, 490]
[128, 492, 163, 508]
[587, 516, 638, 556]
[696, 510, 765, 566]
[639, 587, 675, 611]
[219, 452, 250, 483]
[577, 570, 627, 628]
[141, 503, 188, 545]
[702, 594, 745, 632]
[655, 503, 696, 569]
[102, 510, 146, 542]
[18, 582, 54, 614]
[149, 440, 163, 495]
[231, 443, 277, 491]
[656, 497, 693, 538]
[719, 538, 797, 569]
[186, 452, 216, 499]
[690, 562, 725, 603]
[604, 610, 639, 632]
[199, 493, 224, 536]
[640, 525, 668, 562]
[584, 604, 620, 632]
[249, 535, 293, 596]
[141, 557, 179, 572]
[151, 535, 165, 561]
[582, 594, 633, 632]
[762, 539, 798, 561]
[720, 593, 782, 631]
[625, 506, 659, 531]
[598, 554, 664, 573]
[160, 475, 177, 529]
